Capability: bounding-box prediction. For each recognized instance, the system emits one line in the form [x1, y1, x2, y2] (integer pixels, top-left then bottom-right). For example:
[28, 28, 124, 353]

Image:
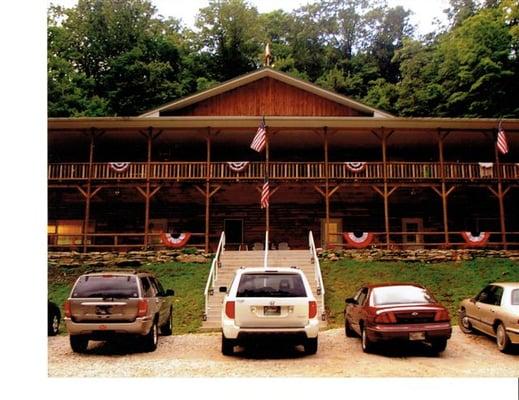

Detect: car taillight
[374, 312, 396, 324]
[137, 299, 148, 317]
[64, 300, 71, 318]
[309, 301, 317, 319]
[225, 301, 235, 319]
[434, 309, 450, 322]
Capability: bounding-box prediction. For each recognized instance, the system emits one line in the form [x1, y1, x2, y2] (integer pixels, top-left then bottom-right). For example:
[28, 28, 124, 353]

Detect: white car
[220, 267, 320, 355]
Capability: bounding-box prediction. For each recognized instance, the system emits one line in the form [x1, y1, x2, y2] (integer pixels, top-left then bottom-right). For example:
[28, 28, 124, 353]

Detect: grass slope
[321, 258, 519, 328]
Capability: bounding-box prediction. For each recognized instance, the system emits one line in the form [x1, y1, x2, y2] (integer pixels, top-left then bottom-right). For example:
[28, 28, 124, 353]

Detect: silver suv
[64, 271, 174, 353]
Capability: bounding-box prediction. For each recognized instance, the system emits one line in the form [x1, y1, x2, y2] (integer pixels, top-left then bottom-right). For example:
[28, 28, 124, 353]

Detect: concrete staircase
[201, 249, 326, 331]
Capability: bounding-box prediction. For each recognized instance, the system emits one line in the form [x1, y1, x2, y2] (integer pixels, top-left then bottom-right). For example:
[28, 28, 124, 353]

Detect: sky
[48, 0, 450, 35]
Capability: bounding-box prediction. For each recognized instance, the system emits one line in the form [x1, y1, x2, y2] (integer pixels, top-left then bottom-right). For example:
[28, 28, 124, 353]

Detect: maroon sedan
[344, 283, 452, 354]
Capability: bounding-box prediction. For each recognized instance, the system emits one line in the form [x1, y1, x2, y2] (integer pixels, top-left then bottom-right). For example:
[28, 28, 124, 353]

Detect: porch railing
[48, 162, 519, 182]
[203, 231, 225, 321]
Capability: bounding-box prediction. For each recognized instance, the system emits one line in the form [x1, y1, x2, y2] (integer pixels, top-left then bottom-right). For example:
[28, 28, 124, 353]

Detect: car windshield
[236, 273, 307, 297]
[512, 289, 519, 305]
[72, 275, 139, 298]
[372, 285, 434, 306]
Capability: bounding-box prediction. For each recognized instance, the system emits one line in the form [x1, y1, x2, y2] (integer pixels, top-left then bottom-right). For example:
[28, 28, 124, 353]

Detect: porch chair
[252, 242, 264, 251]
[278, 242, 290, 250]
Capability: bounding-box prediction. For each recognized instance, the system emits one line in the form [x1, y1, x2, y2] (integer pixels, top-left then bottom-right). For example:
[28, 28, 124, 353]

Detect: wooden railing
[48, 162, 519, 182]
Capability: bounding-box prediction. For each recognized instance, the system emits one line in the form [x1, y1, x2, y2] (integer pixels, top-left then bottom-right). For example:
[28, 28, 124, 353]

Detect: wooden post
[82, 129, 95, 253]
[438, 130, 450, 246]
[324, 127, 330, 249]
[143, 129, 152, 249]
[265, 124, 270, 241]
[381, 129, 391, 249]
[205, 128, 211, 253]
[494, 133, 507, 249]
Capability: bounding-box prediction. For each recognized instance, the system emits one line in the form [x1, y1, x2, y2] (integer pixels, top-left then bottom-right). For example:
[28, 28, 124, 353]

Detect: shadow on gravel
[231, 342, 309, 360]
[368, 342, 447, 358]
[80, 339, 154, 356]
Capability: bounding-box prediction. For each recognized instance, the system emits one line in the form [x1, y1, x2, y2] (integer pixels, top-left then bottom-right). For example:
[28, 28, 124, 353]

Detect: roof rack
[83, 268, 149, 275]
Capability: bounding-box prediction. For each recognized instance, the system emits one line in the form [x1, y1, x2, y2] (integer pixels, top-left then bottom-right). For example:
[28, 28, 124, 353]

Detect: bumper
[65, 317, 153, 338]
[222, 317, 320, 341]
[366, 322, 452, 343]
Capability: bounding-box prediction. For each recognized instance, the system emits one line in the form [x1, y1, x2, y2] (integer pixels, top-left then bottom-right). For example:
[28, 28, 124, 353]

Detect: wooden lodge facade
[48, 68, 519, 252]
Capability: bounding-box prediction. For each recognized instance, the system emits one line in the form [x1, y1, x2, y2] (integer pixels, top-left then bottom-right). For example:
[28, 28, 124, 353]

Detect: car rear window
[372, 285, 434, 306]
[72, 275, 139, 298]
[512, 289, 519, 305]
[236, 273, 306, 297]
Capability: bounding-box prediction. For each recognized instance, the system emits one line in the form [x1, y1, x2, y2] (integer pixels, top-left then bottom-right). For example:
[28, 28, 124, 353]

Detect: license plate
[264, 306, 281, 315]
[96, 305, 112, 315]
[409, 332, 425, 341]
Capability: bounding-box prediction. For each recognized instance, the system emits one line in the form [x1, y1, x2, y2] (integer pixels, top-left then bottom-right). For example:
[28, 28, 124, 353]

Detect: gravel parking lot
[48, 327, 519, 377]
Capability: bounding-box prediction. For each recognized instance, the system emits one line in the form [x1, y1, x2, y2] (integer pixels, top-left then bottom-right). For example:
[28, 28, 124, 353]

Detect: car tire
[496, 323, 511, 353]
[345, 319, 356, 337]
[458, 309, 473, 334]
[430, 339, 448, 354]
[304, 337, 318, 355]
[142, 320, 159, 352]
[221, 335, 235, 356]
[48, 304, 61, 336]
[70, 335, 88, 353]
[160, 308, 173, 336]
[361, 326, 374, 353]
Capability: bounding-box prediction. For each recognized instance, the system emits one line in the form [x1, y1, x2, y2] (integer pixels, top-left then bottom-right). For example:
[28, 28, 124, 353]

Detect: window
[476, 286, 495, 305]
[140, 277, 154, 298]
[72, 276, 138, 298]
[357, 288, 369, 306]
[236, 274, 306, 297]
[490, 286, 504, 306]
[372, 285, 434, 306]
[511, 289, 519, 305]
[149, 277, 164, 296]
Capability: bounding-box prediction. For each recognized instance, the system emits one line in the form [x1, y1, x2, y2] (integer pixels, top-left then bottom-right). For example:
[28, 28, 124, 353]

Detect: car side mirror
[345, 297, 358, 305]
[164, 289, 175, 297]
[219, 286, 228, 293]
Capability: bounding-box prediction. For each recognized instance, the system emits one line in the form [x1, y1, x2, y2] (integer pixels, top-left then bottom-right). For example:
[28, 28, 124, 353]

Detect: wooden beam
[313, 185, 326, 197]
[76, 185, 87, 198]
[90, 186, 103, 198]
[446, 186, 456, 197]
[328, 184, 341, 198]
[387, 186, 399, 198]
[486, 185, 499, 198]
[194, 185, 206, 197]
[136, 186, 147, 198]
[503, 186, 511, 197]
[209, 185, 221, 198]
[431, 186, 442, 197]
[371, 185, 384, 197]
[149, 185, 162, 198]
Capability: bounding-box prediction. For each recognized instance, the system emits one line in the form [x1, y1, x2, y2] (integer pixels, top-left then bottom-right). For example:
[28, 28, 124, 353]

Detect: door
[224, 219, 243, 246]
[472, 285, 498, 335]
[321, 218, 343, 248]
[402, 218, 424, 249]
[346, 287, 368, 335]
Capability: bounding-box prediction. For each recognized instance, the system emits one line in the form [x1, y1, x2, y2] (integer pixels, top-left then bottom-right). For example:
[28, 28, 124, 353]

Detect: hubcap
[362, 329, 366, 349]
[153, 324, 158, 345]
[497, 326, 505, 348]
[52, 316, 59, 332]
[462, 316, 470, 329]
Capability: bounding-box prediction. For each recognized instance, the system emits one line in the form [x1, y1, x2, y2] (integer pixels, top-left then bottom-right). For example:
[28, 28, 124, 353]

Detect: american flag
[250, 120, 267, 152]
[260, 180, 270, 209]
[497, 124, 509, 155]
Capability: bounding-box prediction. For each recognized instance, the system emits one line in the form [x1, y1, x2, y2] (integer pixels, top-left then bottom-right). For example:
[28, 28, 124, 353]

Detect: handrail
[203, 231, 225, 320]
[309, 231, 325, 320]
[263, 231, 269, 269]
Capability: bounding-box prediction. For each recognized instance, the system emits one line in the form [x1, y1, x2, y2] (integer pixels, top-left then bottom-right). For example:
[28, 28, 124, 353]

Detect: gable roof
[139, 67, 394, 118]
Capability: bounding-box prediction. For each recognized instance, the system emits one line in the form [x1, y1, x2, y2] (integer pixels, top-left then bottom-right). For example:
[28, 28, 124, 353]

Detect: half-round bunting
[461, 232, 490, 247]
[160, 232, 192, 248]
[344, 162, 366, 173]
[109, 162, 131, 173]
[227, 161, 250, 172]
[343, 232, 374, 248]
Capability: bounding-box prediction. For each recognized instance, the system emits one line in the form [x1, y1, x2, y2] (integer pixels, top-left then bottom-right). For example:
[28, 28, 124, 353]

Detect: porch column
[381, 129, 391, 248]
[205, 128, 211, 253]
[493, 131, 507, 249]
[438, 130, 450, 246]
[324, 127, 330, 248]
[82, 129, 95, 253]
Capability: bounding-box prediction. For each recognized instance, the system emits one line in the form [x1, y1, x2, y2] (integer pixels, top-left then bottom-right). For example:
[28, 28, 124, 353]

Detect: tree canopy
[48, 0, 519, 117]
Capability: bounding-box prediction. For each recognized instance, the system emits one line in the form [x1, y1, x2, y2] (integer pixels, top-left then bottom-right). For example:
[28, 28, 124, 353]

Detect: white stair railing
[309, 230, 326, 320]
[203, 231, 225, 321]
[263, 231, 269, 269]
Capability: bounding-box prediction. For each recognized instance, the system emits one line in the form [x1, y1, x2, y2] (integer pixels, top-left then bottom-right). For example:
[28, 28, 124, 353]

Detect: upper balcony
[48, 161, 519, 183]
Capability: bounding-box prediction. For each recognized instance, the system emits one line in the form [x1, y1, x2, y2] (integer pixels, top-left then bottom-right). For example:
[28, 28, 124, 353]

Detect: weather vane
[264, 43, 272, 67]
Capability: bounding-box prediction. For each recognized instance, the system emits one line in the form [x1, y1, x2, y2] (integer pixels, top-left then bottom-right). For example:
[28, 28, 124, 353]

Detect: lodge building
[48, 67, 519, 252]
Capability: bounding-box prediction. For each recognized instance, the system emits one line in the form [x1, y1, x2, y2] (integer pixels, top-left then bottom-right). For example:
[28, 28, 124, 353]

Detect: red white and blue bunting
[109, 162, 131, 173]
[345, 162, 366, 173]
[343, 232, 374, 248]
[461, 232, 490, 247]
[227, 161, 250, 172]
[160, 232, 192, 248]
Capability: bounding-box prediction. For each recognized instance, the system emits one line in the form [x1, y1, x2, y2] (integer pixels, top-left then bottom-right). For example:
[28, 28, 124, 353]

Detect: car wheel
[361, 326, 374, 353]
[345, 319, 356, 337]
[70, 335, 88, 353]
[430, 339, 448, 354]
[142, 321, 159, 352]
[48, 305, 60, 336]
[221, 335, 235, 356]
[304, 337, 318, 355]
[496, 323, 511, 353]
[160, 308, 173, 336]
[458, 309, 473, 334]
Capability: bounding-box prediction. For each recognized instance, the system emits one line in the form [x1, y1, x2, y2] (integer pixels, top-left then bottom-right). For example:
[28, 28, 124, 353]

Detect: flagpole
[265, 117, 270, 245]
[494, 127, 507, 249]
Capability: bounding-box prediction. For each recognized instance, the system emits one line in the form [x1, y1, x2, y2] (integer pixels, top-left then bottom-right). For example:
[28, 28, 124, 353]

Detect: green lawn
[321, 258, 519, 328]
[48, 257, 519, 334]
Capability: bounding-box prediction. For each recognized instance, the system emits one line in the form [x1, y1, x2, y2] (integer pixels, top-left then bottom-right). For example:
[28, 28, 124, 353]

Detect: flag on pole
[497, 123, 509, 155]
[251, 119, 267, 152]
[261, 179, 270, 209]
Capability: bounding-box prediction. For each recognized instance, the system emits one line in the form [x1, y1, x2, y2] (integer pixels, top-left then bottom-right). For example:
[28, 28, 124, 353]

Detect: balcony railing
[48, 162, 519, 182]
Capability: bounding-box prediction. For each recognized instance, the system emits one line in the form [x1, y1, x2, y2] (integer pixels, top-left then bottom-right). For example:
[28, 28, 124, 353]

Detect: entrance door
[320, 218, 343, 248]
[402, 218, 424, 249]
[224, 219, 244, 247]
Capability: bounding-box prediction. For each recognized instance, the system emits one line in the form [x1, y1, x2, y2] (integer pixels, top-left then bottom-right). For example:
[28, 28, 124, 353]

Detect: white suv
[220, 267, 320, 355]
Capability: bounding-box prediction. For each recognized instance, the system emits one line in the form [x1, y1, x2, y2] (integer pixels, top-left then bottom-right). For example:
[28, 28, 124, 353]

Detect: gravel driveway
[48, 327, 518, 377]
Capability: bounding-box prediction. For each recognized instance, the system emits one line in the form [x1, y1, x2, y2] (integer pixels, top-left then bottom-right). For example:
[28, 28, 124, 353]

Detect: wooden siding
[163, 78, 370, 117]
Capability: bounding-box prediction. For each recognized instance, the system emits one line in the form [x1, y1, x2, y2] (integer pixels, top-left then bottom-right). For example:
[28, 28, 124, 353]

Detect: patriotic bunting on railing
[461, 232, 490, 247]
[109, 162, 131, 173]
[160, 232, 192, 248]
[227, 161, 250, 172]
[344, 162, 366, 173]
[343, 232, 374, 248]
